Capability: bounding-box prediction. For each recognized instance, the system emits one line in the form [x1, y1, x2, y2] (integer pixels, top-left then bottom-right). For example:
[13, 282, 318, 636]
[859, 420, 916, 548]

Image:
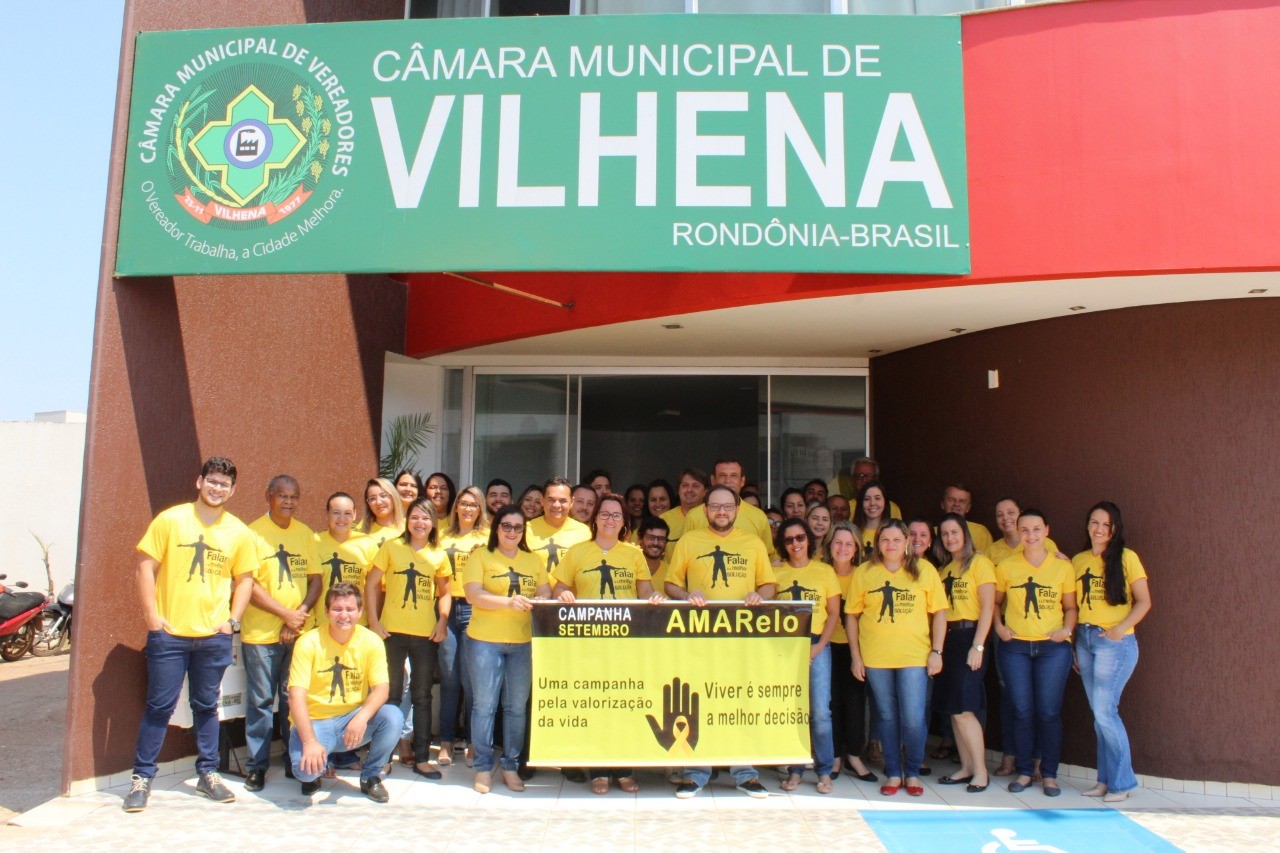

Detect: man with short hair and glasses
[123, 457, 260, 813]
[665, 485, 777, 800]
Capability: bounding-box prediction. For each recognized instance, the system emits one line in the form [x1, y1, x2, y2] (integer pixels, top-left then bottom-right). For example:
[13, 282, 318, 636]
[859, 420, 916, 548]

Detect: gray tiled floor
[5, 755, 1279, 851]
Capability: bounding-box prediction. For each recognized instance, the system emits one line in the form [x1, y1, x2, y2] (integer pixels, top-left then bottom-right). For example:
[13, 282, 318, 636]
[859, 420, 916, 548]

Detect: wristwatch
[229, 618, 242, 632]
[930, 649, 942, 656]
[973, 644, 985, 652]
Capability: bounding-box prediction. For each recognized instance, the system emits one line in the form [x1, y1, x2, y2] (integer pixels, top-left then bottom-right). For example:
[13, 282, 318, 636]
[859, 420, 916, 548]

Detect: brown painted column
[63, 0, 405, 790]
[871, 298, 1280, 786]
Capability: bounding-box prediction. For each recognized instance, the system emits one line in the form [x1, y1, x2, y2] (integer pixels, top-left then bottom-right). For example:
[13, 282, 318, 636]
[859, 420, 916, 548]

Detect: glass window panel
[580, 0, 686, 13]
[495, 0, 571, 15]
[439, 368, 464, 483]
[473, 375, 570, 490]
[766, 375, 867, 506]
[699, 0, 828, 12]
[408, 0, 489, 17]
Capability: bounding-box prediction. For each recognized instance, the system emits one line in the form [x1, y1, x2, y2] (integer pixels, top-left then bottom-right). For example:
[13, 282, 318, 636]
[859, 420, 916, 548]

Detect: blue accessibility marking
[862, 809, 1181, 852]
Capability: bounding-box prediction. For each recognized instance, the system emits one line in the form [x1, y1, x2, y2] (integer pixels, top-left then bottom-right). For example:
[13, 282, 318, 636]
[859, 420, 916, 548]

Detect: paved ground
[4, 747, 1279, 851]
[0, 651, 70, 820]
[3, 655, 1279, 850]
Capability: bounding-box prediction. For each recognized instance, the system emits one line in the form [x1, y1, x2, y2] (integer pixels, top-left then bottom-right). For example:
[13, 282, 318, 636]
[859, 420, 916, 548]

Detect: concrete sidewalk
[5, 753, 1278, 852]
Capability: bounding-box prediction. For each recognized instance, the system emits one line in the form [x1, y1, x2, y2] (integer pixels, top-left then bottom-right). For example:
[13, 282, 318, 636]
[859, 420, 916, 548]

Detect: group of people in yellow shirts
[122, 454, 1150, 812]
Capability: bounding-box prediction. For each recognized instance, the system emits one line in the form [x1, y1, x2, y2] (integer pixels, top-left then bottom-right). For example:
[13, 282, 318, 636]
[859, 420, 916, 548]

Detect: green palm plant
[379, 413, 434, 480]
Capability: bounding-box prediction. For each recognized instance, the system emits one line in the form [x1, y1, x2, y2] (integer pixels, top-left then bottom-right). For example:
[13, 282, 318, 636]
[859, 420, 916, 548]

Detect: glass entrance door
[467, 369, 867, 506]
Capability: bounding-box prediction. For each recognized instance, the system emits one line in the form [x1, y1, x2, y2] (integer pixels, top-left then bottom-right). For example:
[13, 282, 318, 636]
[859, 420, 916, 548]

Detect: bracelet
[303, 737, 318, 746]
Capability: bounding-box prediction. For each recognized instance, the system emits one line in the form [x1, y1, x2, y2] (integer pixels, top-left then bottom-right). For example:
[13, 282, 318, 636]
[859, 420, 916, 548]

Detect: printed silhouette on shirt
[179, 535, 222, 582]
[868, 579, 909, 623]
[697, 546, 741, 589]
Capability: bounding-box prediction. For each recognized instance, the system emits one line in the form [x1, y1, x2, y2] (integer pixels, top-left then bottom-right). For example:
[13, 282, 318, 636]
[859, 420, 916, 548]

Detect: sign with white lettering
[529, 601, 811, 767]
[116, 15, 968, 275]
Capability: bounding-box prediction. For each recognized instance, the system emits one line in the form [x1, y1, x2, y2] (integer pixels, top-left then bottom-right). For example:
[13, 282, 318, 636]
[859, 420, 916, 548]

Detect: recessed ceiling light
[1069, 305, 1087, 311]
[1249, 289, 1268, 294]
[950, 328, 966, 334]
[868, 349, 882, 354]
[661, 323, 683, 330]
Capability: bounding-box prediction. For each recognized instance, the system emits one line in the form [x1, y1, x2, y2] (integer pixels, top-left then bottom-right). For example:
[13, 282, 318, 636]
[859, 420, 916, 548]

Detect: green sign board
[116, 14, 968, 276]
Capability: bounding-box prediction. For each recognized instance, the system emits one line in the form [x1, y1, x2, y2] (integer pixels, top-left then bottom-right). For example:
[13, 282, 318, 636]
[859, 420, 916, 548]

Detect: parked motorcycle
[31, 582, 73, 657]
[0, 574, 51, 662]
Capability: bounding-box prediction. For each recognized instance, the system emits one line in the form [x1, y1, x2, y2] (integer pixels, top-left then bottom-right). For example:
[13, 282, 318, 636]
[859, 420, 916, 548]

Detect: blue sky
[0, 1, 126, 420]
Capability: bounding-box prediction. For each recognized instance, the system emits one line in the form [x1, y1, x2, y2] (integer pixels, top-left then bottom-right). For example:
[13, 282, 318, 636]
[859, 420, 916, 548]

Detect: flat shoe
[879, 782, 901, 796]
[617, 776, 639, 794]
[1008, 779, 1032, 794]
[414, 762, 442, 780]
[816, 777, 834, 795]
[1082, 784, 1108, 797]
[474, 771, 491, 794]
[966, 782, 989, 793]
[906, 785, 925, 797]
[1103, 790, 1130, 803]
[854, 770, 879, 783]
[780, 773, 802, 792]
[437, 743, 453, 767]
[994, 760, 1017, 777]
[937, 775, 973, 785]
[591, 777, 609, 795]
[1043, 784, 1062, 797]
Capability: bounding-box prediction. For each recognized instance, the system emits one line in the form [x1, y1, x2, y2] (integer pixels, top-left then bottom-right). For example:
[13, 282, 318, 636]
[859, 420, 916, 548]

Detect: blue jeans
[288, 704, 405, 783]
[467, 639, 531, 773]
[438, 602, 472, 741]
[791, 639, 834, 777]
[1076, 628, 1140, 792]
[133, 630, 233, 778]
[865, 666, 928, 779]
[998, 638, 1073, 779]
[242, 640, 293, 772]
[685, 765, 759, 789]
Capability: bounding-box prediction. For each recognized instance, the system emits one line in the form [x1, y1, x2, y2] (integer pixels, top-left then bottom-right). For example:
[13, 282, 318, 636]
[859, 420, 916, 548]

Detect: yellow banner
[529, 601, 812, 767]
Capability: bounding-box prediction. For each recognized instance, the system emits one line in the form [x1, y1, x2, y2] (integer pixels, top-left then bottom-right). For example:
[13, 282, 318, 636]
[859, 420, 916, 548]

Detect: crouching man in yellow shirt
[287, 582, 403, 803]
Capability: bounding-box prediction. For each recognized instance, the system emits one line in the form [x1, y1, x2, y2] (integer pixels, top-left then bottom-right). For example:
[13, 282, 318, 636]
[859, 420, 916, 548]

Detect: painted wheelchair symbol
[980, 827, 1069, 853]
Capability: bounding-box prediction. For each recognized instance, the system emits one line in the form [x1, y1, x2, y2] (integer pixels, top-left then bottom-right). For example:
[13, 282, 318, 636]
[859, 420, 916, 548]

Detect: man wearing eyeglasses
[680, 458, 778, 562]
[124, 457, 261, 813]
[637, 517, 671, 590]
[665, 485, 777, 800]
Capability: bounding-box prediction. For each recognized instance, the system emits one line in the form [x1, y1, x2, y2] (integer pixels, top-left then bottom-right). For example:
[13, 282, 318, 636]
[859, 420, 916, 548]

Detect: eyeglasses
[203, 479, 233, 491]
[457, 501, 481, 510]
[707, 502, 735, 512]
[499, 522, 524, 533]
[784, 534, 808, 545]
[596, 511, 624, 522]
[642, 534, 668, 543]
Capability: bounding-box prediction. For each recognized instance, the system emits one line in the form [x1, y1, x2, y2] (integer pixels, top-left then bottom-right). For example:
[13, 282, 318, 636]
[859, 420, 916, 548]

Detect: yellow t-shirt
[845, 561, 947, 669]
[243, 515, 319, 645]
[996, 553, 1076, 641]
[967, 520, 994, 554]
[364, 521, 404, 551]
[660, 505, 698, 546]
[1071, 548, 1147, 634]
[830, 568, 854, 644]
[986, 536, 1060, 565]
[440, 528, 487, 598]
[465, 548, 549, 644]
[313, 531, 379, 628]
[665, 527, 776, 600]
[371, 539, 450, 637]
[553, 540, 652, 600]
[288, 624, 389, 722]
[773, 560, 841, 636]
[136, 503, 260, 638]
[682, 501, 779, 561]
[858, 526, 879, 564]
[938, 554, 997, 623]
[525, 516, 591, 576]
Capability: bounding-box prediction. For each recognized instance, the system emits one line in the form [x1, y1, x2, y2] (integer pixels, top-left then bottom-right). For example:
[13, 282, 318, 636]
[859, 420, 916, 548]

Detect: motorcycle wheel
[0, 623, 35, 661]
[30, 623, 69, 657]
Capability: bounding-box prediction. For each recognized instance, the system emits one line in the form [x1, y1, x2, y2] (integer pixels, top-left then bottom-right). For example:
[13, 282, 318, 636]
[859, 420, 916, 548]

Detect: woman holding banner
[773, 518, 841, 795]
[464, 504, 550, 794]
[845, 519, 948, 797]
[552, 494, 664, 794]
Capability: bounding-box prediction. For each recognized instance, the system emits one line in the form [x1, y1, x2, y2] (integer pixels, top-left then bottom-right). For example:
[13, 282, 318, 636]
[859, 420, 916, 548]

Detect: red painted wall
[406, 0, 1280, 356]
